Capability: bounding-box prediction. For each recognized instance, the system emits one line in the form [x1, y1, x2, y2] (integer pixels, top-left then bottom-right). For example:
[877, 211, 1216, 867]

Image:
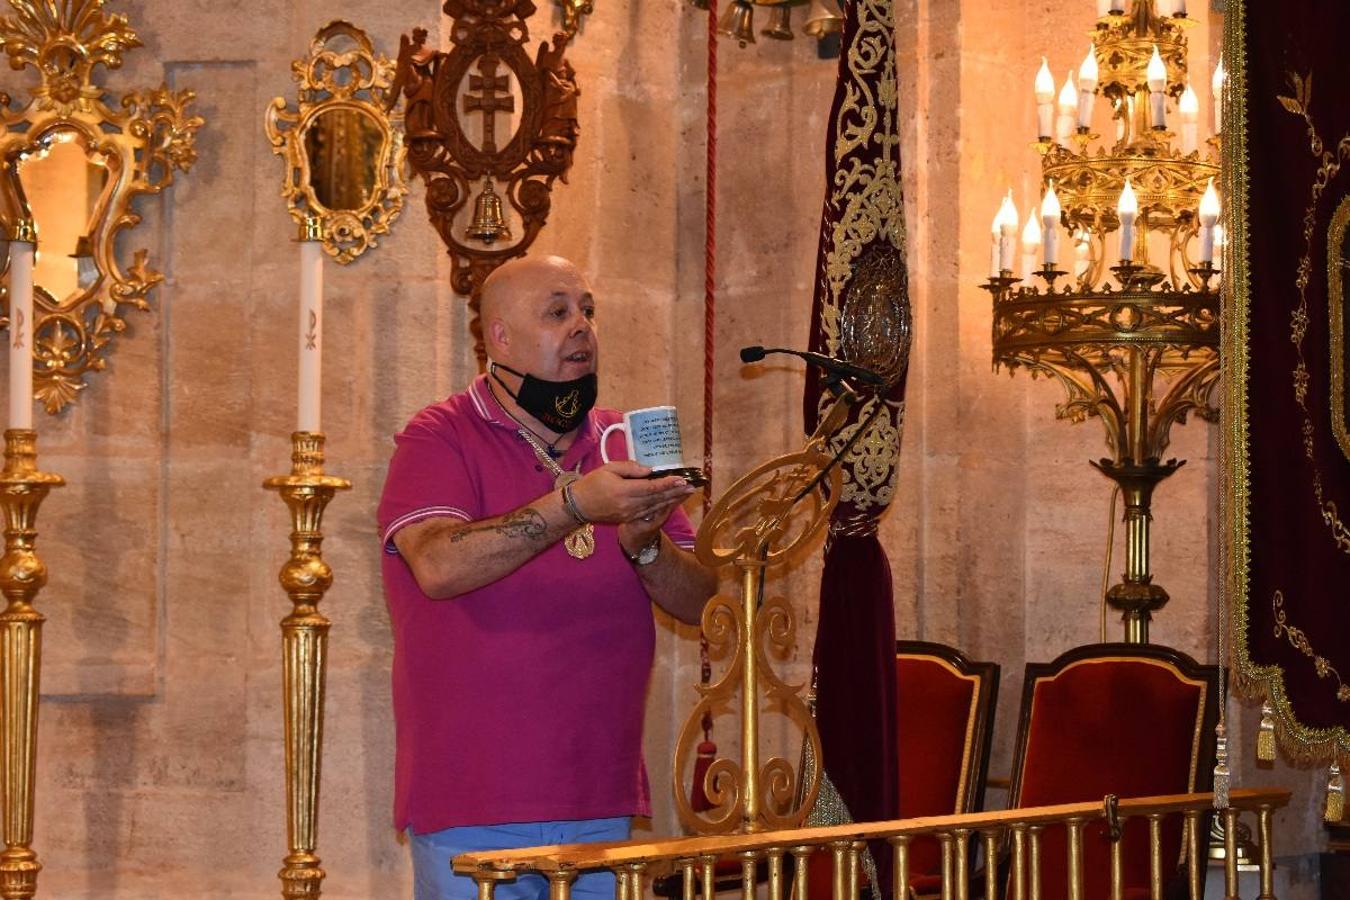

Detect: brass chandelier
[982, 0, 1224, 643]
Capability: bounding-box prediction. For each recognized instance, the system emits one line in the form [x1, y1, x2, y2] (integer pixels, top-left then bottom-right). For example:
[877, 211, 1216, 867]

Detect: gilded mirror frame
[265, 20, 408, 264]
[0, 0, 203, 413]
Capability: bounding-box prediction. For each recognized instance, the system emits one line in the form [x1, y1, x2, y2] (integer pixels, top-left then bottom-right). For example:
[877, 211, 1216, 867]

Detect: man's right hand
[570, 461, 695, 524]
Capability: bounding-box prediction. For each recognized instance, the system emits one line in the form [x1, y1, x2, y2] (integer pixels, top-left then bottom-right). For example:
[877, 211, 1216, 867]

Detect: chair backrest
[1009, 643, 1219, 900]
[896, 640, 1000, 880]
[806, 640, 1000, 899]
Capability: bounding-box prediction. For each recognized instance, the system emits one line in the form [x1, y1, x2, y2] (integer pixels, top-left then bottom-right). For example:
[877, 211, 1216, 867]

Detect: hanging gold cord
[1100, 486, 1121, 644]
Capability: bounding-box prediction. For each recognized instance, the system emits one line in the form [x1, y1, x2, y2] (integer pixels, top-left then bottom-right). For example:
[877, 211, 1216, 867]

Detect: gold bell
[466, 176, 511, 245]
[802, 0, 844, 37]
[717, 0, 757, 47]
[761, 3, 795, 40]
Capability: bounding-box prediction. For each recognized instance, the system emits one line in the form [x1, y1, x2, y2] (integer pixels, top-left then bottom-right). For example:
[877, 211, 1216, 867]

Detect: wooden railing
[453, 788, 1290, 900]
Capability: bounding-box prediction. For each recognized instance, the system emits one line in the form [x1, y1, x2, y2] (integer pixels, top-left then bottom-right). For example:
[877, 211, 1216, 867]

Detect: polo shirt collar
[471, 374, 600, 465]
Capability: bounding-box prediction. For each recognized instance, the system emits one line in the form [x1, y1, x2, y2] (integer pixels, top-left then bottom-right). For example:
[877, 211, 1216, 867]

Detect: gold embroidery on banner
[1330, 197, 1350, 463]
[813, 0, 910, 515]
[1225, 0, 1350, 764]
[1275, 72, 1350, 551]
[1272, 591, 1350, 703]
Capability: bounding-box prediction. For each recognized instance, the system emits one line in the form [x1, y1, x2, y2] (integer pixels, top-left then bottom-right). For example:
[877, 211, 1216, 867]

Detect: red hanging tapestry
[1225, 0, 1350, 767]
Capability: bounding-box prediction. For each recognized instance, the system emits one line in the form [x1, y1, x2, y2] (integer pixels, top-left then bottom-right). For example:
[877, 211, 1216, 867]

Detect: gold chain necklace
[515, 427, 595, 560]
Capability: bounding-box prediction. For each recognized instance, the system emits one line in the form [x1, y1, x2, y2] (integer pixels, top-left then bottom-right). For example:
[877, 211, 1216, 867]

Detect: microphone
[739, 345, 886, 387]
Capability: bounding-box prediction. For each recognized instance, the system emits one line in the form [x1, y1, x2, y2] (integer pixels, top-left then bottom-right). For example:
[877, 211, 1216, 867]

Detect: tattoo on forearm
[447, 508, 548, 544]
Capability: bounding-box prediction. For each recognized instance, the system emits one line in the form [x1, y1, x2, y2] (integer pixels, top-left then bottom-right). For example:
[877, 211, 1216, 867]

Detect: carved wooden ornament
[391, 0, 582, 356]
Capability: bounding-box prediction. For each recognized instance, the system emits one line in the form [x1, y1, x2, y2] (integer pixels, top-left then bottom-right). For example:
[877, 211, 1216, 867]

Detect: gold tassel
[1213, 723, 1230, 810]
[1326, 762, 1345, 824]
[1256, 702, 1277, 763]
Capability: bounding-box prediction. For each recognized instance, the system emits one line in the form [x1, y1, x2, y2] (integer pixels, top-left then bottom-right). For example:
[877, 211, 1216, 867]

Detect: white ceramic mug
[600, 406, 685, 472]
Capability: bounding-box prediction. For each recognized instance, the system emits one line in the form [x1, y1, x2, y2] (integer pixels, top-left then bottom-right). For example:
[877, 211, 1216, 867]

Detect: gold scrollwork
[1272, 591, 1350, 703]
[265, 20, 409, 264]
[694, 451, 840, 569]
[0, 0, 202, 413]
[1271, 70, 1350, 551]
[1328, 196, 1350, 464]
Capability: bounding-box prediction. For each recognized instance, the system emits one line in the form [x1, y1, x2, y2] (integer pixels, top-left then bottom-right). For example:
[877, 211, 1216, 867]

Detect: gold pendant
[554, 470, 580, 491]
[565, 524, 595, 559]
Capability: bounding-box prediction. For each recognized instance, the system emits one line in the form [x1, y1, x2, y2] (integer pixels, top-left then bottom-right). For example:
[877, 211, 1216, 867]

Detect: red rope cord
[702, 1, 717, 517]
[699, 0, 718, 742]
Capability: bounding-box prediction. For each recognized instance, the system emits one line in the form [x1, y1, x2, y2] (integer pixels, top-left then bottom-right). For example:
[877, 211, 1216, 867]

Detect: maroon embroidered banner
[802, 0, 912, 885]
[1226, 0, 1350, 767]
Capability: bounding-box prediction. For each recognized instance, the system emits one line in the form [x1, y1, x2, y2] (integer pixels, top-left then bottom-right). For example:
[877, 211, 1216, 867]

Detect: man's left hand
[616, 496, 684, 558]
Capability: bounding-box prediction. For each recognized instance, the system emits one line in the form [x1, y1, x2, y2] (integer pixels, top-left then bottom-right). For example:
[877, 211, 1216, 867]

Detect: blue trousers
[411, 817, 632, 900]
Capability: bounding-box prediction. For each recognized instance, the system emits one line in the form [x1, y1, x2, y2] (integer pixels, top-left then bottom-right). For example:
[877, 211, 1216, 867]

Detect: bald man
[378, 256, 716, 900]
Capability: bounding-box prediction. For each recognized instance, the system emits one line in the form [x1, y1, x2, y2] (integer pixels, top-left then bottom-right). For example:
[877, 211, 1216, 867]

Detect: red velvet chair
[1008, 643, 1219, 900]
[806, 641, 1000, 898]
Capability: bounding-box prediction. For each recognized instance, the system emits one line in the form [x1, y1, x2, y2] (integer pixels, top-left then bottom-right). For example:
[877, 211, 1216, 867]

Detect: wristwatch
[622, 533, 662, 567]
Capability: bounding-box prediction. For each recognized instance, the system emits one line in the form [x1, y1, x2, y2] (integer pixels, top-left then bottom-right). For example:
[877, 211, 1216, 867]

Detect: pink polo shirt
[378, 376, 696, 834]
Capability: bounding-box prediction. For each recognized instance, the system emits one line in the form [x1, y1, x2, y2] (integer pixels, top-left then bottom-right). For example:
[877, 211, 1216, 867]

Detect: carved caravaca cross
[393, 0, 585, 363]
[464, 56, 514, 154]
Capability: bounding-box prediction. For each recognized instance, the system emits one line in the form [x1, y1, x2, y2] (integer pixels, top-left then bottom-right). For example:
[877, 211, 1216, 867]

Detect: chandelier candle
[1056, 71, 1078, 144]
[998, 193, 1019, 273]
[1212, 56, 1225, 134]
[1077, 46, 1098, 130]
[1034, 58, 1054, 140]
[1198, 179, 1220, 264]
[989, 212, 1001, 278]
[1041, 182, 1061, 267]
[1179, 84, 1199, 154]
[1147, 46, 1167, 130]
[7, 224, 35, 431]
[297, 220, 323, 434]
[1117, 179, 1138, 262]
[1073, 229, 1090, 280]
[1021, 209, 1041, 280]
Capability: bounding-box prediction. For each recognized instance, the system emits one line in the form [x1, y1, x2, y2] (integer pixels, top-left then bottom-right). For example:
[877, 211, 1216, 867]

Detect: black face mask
[490, 361, 598, 434]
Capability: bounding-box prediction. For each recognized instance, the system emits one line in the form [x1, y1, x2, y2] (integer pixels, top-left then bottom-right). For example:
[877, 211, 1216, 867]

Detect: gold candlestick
[0, 430, 62, 900]
[264, 433, 350, 899]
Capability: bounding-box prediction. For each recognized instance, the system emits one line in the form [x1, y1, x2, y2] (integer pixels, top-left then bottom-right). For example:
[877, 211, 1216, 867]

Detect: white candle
[1077, 46, 1098, 130]
[1173, 0, 1187, 16]
[1056, 71, 1079, 144]
[990, 209, 1001, 279]
[7, 237, 33, 430]
[297, 238, 323, 433]
[1118, 179, 1139, 262]
[1096, 0, 1111, 16]
[1021, 208, 1042, 280]
[1212, 55, 1225, 134]
[1042, 181, 1062, 267]
[1197, 178, 1220, 264]
[1157, 0, 1175, 15]
[1074, 229, 1091, 280]
[1109, 0, 1124, 12]
[1035, 58, 1055, 141]
[1213, 223, 1226, 272]
[998, 192, 1019, 274]
[1179, 84, 1199, 153]
[1147, 46, 1167, 130]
